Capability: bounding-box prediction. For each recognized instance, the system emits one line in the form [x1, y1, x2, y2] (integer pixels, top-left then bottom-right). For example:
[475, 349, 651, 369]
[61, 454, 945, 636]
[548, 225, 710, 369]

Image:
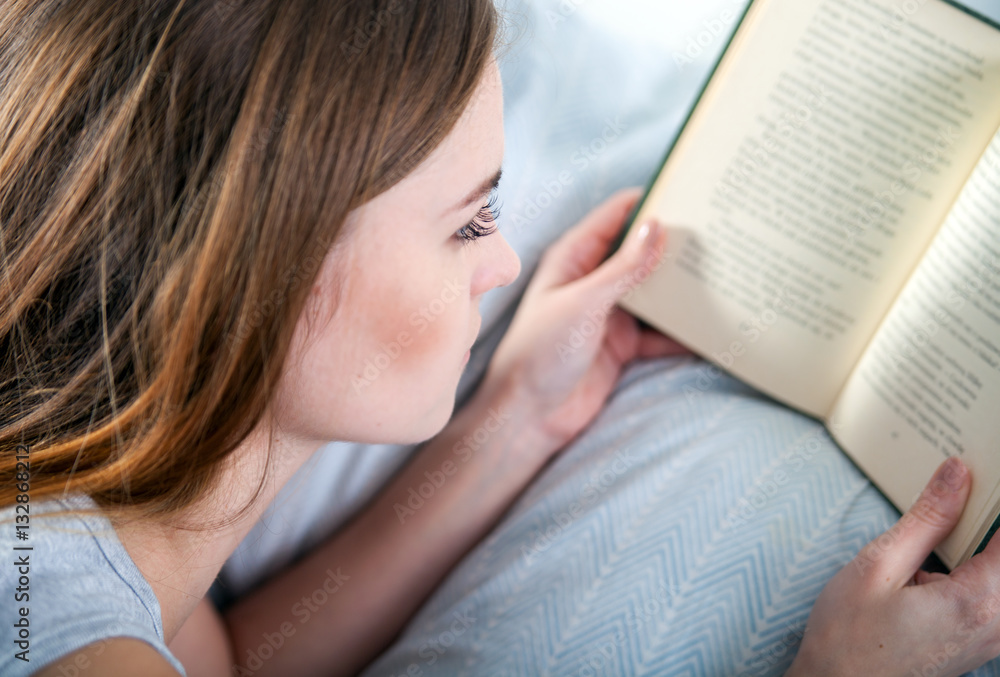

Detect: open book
[615, 0, 1000, 569]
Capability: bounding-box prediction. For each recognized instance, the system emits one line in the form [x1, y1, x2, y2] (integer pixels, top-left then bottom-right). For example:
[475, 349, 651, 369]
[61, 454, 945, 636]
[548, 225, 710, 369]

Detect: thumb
[861, 457, 970, 586]
[576, 218, 666, 308]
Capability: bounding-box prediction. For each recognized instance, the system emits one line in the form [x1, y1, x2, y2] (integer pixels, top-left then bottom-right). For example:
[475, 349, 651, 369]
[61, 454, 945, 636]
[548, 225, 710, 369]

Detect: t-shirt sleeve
[0, 496, 187, 676]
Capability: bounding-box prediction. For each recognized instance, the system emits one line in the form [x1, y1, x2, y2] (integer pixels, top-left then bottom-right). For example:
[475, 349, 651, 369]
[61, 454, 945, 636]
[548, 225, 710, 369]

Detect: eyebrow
[450, 167, 503, 215]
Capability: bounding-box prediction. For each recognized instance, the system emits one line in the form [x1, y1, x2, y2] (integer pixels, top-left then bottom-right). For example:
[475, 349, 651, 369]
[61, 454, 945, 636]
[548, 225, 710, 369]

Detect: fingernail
[637, 220, 664, 251]
[634, 222, 652, 246]
[936, 457, 966, 493]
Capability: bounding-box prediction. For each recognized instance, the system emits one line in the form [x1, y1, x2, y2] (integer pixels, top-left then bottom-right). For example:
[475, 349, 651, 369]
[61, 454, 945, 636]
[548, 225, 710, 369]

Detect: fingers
[534, 188, 643, 288]
[962, 491, 1000, 567]
[855, 457, 970, 587]
[636, 330, 693, 359]
[575, 216, 665, 311]
[603, 308, 641, 365]
[911, 570, 949, 586]
[949, 499, 1000, 593]
[604, 310, 693, 364]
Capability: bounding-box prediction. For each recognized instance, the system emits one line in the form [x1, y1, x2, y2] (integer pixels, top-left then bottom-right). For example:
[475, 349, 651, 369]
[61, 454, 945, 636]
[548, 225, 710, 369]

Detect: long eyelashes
[456, 192, 502, 243]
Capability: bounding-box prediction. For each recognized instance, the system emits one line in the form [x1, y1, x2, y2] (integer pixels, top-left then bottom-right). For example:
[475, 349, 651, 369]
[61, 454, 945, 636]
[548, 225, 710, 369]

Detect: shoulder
[0, 495, 186, 676]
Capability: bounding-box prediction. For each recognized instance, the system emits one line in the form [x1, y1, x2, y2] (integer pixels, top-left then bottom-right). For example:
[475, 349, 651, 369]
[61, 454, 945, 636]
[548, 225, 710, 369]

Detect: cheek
[367, 275, 470, 379]
[330, 271, 470, 442]
[324, 246, 469, 393]
[272, 225, 473, 442]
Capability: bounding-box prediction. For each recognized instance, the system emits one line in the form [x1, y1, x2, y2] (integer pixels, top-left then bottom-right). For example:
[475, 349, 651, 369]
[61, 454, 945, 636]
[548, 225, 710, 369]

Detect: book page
[620, 0, 1000, 417]
[830, 131, 1000, 568]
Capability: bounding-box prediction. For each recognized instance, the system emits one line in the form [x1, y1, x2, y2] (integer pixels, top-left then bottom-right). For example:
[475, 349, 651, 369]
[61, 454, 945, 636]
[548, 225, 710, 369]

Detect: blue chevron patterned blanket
[360, 357, 1000, 676]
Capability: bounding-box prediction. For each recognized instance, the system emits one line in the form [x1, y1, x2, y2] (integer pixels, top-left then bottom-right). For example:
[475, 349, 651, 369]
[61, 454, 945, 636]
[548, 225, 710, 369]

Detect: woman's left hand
[483, 188, 691, 456]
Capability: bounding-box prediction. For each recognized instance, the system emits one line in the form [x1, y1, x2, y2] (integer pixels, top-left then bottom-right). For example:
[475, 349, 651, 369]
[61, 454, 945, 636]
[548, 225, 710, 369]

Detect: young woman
[2, 1, 1000, 675]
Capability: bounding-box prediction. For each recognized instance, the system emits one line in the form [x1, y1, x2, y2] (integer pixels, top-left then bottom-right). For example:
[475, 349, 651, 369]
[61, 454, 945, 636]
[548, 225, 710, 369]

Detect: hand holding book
[614, 0, 1000, 569]
[601, 0, 1000, 667]
[787, 457, 1000, 677]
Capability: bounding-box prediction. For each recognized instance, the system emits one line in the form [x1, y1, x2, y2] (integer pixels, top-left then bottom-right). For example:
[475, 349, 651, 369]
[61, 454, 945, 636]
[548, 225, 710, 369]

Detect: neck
[111, 424, 322, 640]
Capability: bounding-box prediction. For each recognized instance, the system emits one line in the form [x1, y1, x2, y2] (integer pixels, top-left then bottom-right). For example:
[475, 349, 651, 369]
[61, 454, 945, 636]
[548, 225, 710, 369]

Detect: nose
[495, 234, 521, 287]
[471, 233, 521, 297]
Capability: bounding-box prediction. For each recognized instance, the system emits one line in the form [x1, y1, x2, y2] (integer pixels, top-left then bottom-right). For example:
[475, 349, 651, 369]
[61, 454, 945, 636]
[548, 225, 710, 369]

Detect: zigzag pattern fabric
[364, 357, 1000, 676]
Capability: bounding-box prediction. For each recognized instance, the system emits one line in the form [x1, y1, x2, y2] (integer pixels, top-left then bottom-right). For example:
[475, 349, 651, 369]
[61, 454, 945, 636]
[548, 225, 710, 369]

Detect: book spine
[602, 0, 760, 261]
[973, 513, 1000, 560]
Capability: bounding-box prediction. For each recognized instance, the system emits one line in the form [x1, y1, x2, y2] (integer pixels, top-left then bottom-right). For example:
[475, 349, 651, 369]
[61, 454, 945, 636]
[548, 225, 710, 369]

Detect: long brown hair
[0, 0, 498, 524]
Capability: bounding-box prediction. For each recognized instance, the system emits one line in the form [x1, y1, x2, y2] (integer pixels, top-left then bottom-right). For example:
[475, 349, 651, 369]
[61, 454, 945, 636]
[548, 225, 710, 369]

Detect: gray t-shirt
[0, 494, 186, 676]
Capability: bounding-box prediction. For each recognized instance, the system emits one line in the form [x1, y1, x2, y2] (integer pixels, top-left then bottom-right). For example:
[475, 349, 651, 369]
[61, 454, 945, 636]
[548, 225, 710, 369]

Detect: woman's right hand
[787, 457, 1000, 676]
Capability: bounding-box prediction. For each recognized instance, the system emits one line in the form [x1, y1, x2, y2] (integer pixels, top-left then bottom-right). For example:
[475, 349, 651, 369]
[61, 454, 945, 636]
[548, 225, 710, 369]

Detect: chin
[357, 397, 457, 446]
[352, 366, 463, 444]
[414, 401, 457, 442]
